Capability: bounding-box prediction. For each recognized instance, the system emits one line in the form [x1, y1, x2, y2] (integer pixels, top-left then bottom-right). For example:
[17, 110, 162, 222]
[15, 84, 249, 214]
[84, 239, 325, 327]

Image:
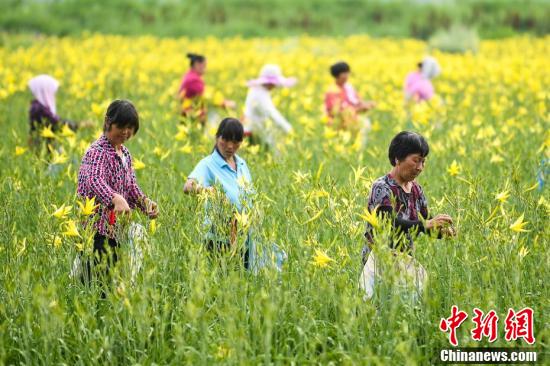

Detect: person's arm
[183, 178, 214, 194]
[184, 160, 213, 194]
[378, 205, 453, 238]
[265, 97, 292, 133]
[85, 149, 136, 216]
[376, 206, 427, 235]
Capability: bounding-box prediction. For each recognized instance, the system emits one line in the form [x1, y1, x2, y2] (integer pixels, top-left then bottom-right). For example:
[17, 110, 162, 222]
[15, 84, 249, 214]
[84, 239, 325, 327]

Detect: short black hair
[187, 53, 206, 67]
[216, 117, 243, 142]
[104, 99, 139, 133]
[388, 131, 429, 166]
[330, 61, 350, 78]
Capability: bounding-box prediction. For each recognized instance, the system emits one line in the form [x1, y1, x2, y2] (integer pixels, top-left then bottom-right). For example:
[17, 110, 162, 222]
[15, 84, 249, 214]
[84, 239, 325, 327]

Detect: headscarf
[28, 74, 59, 115]
[420, 56, 441, 80]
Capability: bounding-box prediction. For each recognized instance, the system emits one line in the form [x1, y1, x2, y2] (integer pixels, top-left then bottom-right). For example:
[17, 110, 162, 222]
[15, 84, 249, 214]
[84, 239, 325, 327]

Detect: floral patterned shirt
[77, 134, 147, 239]
[363, 174, 429, 258]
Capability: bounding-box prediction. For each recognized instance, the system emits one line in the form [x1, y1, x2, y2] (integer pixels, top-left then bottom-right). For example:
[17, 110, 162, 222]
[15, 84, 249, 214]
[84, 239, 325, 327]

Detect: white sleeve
[264, 96, 292, 133]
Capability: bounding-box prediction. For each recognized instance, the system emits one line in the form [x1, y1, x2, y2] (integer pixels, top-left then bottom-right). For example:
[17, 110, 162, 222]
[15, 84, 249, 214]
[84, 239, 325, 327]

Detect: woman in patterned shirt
[360, 131, 455, 299]
[77, 99, 158, 285]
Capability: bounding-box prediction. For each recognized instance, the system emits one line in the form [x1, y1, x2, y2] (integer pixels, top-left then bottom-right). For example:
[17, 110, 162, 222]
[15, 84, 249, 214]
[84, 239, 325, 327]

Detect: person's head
[248, 64, 297, 90]
[215, 117, 244, 159]
[104, 99, 140, 146]
[330, 61, 351, 86]
[418, 56, 440, 79]
[28, 74, 59, 114]
[388, 131, 430, 182]
[187, 53, 206, 74]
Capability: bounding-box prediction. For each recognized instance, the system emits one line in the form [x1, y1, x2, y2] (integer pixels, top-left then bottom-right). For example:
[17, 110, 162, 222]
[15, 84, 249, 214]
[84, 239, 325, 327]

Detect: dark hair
[216, 117, 243, 142]
[388, 131, 429, 166]
[104, 99, 139, 133]
[187, 53, 205, 67]
[330, 61, 350, 78]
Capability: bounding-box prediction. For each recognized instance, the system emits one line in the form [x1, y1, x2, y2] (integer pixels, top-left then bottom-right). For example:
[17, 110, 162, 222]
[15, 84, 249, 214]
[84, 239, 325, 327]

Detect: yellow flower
[63, 220, 81, 237]
[175, 125, 188, 141]
[351, 165, 366, 186]
[212, 90, 224, 106]
[292, 170, 310, 184]
[14, 146, 27, 156]
[310, 189, 329, 199]
[323, 127, 337, 139]
[149, 219, 157, 234]
[495, 189, 510, 203]
[447, 160, 461, 176]
[246, 144, 260, 156]
[312, 249, 333, 268]
[48, 235, 62, 249]
[51, 203, 72, 219]
[518, 246, 529, 259]
[40, 125, 56, 139]
[359, 208, 380, 229]
[50, 149, 68, 165]
[509, 214, 529, 233]
[490, 154, 504, 164]
[59, 124, 75, 137]
[153, 146, 170, 160]
[77, 197, 99, 216]
[215, 345, 233, 360]
[235, 211, 250, 227]
[178, 143, 193, 154]
[133, 157, 146, 170]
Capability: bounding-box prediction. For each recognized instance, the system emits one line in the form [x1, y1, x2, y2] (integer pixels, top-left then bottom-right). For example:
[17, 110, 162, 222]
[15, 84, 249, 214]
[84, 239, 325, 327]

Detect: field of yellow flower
[0, 34, 548, 364]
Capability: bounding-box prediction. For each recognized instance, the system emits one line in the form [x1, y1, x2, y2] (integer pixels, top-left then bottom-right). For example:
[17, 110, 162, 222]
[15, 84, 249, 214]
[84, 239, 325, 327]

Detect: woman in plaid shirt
[77, 99, 158, 285]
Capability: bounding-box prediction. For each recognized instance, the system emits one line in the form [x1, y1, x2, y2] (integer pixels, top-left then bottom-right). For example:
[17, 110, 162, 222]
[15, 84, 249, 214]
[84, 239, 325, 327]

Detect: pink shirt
[324, 83, 360, 119]
[404, 71, 434, 102]
[178, 69, 205, 99]
[77, 135, 147, 239]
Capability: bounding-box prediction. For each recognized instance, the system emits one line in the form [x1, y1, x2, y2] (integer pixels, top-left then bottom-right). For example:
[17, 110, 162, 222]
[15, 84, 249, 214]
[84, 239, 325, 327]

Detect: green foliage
[429, 24, 480, 53]
[0, 0, 549, 38]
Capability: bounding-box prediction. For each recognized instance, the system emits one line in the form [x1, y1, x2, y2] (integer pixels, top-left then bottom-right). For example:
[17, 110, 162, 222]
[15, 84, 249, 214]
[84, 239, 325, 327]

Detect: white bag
[69, 223, 147, 285]
[359, 251, 427, 301]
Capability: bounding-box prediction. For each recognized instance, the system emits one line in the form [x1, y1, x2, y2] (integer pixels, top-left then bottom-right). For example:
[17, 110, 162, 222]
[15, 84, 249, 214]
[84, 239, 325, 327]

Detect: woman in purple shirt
[28, 75, 78, 146]
[77, 100, 158, 285]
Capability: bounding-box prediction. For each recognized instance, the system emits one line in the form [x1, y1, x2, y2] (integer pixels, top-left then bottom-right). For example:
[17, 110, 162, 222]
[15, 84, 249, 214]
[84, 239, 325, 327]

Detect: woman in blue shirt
[184, 118, 253, 267]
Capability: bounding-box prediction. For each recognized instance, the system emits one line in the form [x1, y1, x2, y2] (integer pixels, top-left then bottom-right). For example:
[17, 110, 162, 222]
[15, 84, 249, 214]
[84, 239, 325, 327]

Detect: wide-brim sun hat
[247, 64, 297, 88]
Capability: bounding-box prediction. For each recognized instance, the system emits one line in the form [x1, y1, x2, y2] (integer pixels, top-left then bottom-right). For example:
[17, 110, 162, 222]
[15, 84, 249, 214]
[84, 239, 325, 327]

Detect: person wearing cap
[243, 64, 296, 151]
[404, 56, 441, 103]
[28, 74, 81, 147]
[178, 53, 235, 126]
[325, 62, 376, 147]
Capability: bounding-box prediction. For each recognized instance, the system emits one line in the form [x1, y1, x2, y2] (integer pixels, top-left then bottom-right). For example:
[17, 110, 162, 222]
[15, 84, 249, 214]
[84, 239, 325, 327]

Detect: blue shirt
[188, 148, 253, 211]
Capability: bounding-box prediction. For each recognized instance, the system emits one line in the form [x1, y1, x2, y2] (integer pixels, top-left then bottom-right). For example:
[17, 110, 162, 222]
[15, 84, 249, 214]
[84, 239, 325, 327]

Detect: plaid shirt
[77, 134, 147, 239]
